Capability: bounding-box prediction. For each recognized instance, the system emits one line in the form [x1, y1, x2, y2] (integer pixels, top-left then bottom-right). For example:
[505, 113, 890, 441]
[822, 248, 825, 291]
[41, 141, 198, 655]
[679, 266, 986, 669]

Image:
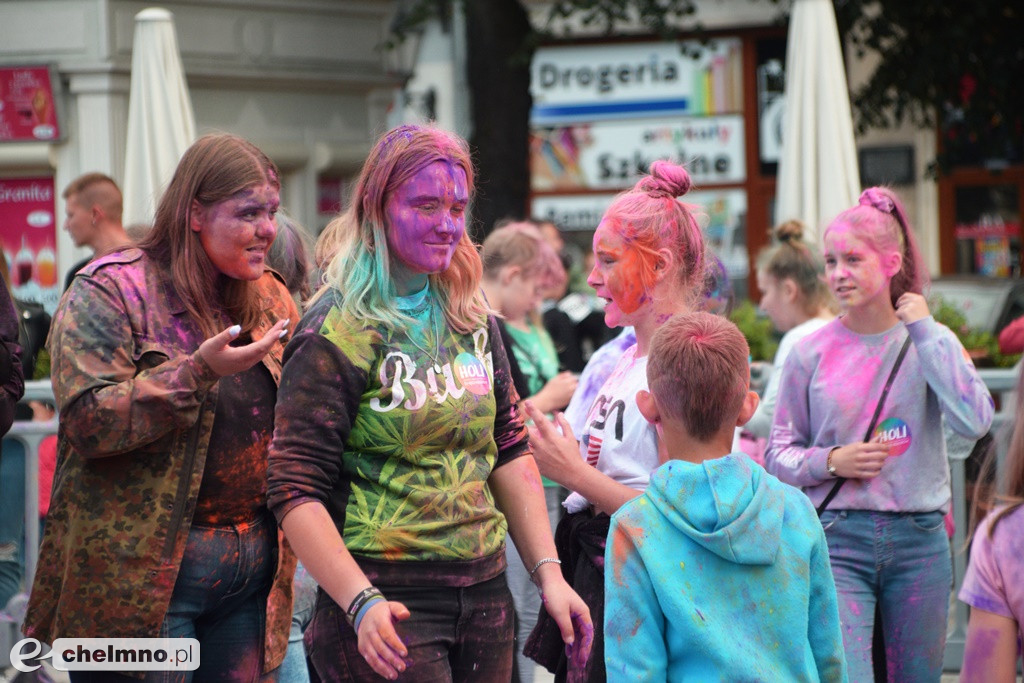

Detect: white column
[913, 129, 940, 276]
[54, 71, 130, 285]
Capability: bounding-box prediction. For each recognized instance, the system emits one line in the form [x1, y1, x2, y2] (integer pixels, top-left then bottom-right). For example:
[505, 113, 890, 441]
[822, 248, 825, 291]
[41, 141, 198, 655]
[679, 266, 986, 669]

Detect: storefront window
[952, 184, 1021, 277]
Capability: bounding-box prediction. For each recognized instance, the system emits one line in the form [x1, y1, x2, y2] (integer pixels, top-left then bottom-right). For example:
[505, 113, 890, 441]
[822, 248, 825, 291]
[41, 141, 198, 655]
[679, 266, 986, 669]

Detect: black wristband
[346, 587, 384, 625]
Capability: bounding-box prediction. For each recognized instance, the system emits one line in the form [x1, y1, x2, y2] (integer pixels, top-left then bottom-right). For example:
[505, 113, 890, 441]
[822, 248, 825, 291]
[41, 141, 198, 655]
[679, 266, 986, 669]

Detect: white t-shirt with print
[564, 344, 658, 514]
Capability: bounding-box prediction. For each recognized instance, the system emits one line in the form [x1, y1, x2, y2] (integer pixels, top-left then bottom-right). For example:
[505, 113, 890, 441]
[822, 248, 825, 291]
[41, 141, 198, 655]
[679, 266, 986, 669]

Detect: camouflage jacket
[23, 248, 298, 673]
[0, 279, 23, 435]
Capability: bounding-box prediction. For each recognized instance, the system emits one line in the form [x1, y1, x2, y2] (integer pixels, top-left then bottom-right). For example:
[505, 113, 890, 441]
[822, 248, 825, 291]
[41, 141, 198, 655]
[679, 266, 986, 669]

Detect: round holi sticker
[454, 352, 491, 396]
[874, 418, 912, 456]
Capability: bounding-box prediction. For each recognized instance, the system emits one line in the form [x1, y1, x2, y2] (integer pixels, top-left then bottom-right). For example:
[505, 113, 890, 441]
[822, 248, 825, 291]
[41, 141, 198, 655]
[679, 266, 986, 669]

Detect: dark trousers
[305, 572, 514, 682]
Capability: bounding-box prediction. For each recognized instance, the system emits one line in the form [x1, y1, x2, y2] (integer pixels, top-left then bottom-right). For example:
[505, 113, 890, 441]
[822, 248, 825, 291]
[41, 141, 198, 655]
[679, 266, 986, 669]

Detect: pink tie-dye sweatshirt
[765, 316, 993, 513]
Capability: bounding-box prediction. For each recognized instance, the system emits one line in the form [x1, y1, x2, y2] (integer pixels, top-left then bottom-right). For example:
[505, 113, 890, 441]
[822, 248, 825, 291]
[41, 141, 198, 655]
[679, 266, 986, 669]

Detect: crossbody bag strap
[816, 335, 913, 517]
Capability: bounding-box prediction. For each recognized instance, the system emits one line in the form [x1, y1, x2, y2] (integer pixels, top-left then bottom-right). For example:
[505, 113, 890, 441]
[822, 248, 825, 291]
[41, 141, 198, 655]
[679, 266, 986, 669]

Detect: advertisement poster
[530, 115, 745, 191]
[530, 39, 743, 124]
[0, 66, 60, 142]
[955, 219, 1020, 278]
[1, 177, 59, 313]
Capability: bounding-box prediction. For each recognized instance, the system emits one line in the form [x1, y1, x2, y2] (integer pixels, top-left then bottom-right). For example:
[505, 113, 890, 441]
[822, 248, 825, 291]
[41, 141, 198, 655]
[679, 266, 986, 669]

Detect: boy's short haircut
[647, 311, 749, 442]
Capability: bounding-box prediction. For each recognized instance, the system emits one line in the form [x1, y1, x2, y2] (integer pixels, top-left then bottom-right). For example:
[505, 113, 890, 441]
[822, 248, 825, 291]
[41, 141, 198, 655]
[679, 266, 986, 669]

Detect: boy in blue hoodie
[604, 312, 847, 682]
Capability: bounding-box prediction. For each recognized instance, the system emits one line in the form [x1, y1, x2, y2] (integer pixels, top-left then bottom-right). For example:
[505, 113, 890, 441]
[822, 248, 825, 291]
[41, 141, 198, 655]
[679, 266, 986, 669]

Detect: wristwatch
[827, 448, 838, 476]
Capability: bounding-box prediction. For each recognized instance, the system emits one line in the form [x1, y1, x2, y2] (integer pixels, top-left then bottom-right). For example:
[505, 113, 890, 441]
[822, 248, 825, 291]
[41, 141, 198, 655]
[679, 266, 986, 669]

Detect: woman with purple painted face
[266, 124, 592, 682]
[765, 187, 994, 682]
[24, 133, 299, 681]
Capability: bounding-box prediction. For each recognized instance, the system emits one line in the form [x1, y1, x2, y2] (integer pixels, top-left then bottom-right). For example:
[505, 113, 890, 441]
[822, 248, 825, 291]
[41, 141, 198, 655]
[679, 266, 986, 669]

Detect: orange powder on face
[607, 240, 659, 314]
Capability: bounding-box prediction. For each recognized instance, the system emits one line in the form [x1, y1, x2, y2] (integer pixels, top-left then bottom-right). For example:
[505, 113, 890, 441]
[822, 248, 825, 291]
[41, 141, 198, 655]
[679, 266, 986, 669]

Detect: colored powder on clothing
[960, 626, 1004, 673]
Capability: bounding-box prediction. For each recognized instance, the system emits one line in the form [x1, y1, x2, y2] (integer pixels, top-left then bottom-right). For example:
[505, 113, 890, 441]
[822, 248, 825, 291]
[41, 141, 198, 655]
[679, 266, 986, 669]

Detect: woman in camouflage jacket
[24, 134, 299, 681]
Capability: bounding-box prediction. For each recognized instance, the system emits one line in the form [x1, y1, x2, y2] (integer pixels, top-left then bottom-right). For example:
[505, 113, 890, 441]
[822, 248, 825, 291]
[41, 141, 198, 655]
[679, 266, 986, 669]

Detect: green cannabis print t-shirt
[267, 288, 530, 564]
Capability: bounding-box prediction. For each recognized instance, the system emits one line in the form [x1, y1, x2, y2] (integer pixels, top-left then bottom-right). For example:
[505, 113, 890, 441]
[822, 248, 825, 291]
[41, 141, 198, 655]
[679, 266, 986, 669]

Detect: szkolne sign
[531, 115, 745, 191]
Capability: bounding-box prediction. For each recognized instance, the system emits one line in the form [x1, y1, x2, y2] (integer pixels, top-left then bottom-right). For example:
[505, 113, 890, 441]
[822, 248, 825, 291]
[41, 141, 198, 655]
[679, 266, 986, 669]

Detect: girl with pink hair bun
[524, 160, 708, 681]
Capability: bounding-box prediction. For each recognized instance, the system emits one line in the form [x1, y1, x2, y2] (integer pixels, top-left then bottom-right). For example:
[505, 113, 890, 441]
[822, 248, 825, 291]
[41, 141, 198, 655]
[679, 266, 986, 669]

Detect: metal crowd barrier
[0, 368, 1020, 671]
[1, 379, 55, 666]
[944, 365, 1019, 671]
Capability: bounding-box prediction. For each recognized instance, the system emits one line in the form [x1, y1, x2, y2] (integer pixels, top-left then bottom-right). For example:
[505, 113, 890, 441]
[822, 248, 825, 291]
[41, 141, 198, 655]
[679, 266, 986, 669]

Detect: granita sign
[530, 39, 742, 124]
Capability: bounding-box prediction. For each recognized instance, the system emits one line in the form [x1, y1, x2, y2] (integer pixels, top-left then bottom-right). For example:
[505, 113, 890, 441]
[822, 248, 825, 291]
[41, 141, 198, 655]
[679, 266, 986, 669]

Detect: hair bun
[774, 219, 805, 244]
[859, 188, 896, 214]
[636, 160, 692, 199]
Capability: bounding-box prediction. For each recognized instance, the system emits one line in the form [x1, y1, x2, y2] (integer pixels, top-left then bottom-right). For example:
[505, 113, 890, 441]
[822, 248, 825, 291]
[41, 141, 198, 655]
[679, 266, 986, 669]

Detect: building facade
[1, 0, 405, 311]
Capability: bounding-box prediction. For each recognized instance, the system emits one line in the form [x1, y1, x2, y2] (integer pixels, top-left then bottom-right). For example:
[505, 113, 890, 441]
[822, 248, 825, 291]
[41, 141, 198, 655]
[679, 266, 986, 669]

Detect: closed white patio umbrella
[123, 7, 196, 228]
[775, 0, 860, 241]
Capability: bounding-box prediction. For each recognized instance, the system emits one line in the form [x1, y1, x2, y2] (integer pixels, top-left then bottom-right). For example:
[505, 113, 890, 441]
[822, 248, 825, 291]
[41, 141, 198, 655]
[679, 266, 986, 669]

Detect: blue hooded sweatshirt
[605, 453, 847, 682]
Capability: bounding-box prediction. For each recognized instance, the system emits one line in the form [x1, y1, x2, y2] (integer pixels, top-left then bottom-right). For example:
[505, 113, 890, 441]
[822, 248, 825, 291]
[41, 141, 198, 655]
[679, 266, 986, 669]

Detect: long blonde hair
[314, 124, 489, 334]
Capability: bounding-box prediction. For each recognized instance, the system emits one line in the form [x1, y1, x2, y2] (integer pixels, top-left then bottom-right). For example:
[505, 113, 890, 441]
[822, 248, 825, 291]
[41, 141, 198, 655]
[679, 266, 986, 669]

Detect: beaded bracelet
[346, 586, 384, 626]
[353, 595, 387, 633]
[528, 557, 562, 584]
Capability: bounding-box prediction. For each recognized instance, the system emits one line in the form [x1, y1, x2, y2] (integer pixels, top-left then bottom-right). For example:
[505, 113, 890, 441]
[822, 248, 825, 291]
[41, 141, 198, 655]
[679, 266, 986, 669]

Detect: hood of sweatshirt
[645, 453, 784, 565]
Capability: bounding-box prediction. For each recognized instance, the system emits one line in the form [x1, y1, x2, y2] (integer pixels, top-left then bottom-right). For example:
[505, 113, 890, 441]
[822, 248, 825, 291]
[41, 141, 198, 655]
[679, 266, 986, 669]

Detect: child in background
[765, 187, 994, 681]
[745, 220, 834, 439]
[605, 311, 846, 682]
[959, 362, 1024, 682]
[480, 221, 578, 683]
[482, 222, 578, 418]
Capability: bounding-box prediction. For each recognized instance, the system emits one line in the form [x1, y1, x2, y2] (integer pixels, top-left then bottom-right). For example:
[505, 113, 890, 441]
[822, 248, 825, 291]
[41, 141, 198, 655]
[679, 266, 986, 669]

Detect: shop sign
[1, 177, 59, 313]
[0, 66, 61, 142]
[531, 115, 744, 191]
[531, 39, 742, 124]
[954, 221, 1020, 240]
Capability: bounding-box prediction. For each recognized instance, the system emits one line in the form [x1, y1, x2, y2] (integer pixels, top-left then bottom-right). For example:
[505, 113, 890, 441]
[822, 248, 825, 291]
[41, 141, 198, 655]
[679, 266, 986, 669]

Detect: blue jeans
[278, 561, 317, 683]
[71, 512, 278, 683]
[820, 509, 952, 683]
[305, 572, 514, 682]
[0, 438, 25, 611]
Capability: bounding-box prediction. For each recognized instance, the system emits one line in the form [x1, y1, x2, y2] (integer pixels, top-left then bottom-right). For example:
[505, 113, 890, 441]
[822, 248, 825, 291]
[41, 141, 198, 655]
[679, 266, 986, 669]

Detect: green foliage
[728, 300, 778, 362]
[837, 1, 1024, 173]
[929, 296, 1021, 368]
[545, 0, 699, 38]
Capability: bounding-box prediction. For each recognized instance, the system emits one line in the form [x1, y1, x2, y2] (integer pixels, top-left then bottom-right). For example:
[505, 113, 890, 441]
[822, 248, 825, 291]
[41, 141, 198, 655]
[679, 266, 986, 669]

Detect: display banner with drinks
[0, 66, 61, 142]
[1, 177, 59, 313]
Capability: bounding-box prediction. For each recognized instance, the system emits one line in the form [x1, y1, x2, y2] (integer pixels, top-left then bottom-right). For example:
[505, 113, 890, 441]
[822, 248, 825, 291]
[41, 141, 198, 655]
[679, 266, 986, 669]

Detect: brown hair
[756, 220, 833, 315]
[481, 221, 564, 285]
[136, 133, 280, 338]
[266, 210, 313, 301]
[647, 311, 749, 442]
[63, 172, 123, 224]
